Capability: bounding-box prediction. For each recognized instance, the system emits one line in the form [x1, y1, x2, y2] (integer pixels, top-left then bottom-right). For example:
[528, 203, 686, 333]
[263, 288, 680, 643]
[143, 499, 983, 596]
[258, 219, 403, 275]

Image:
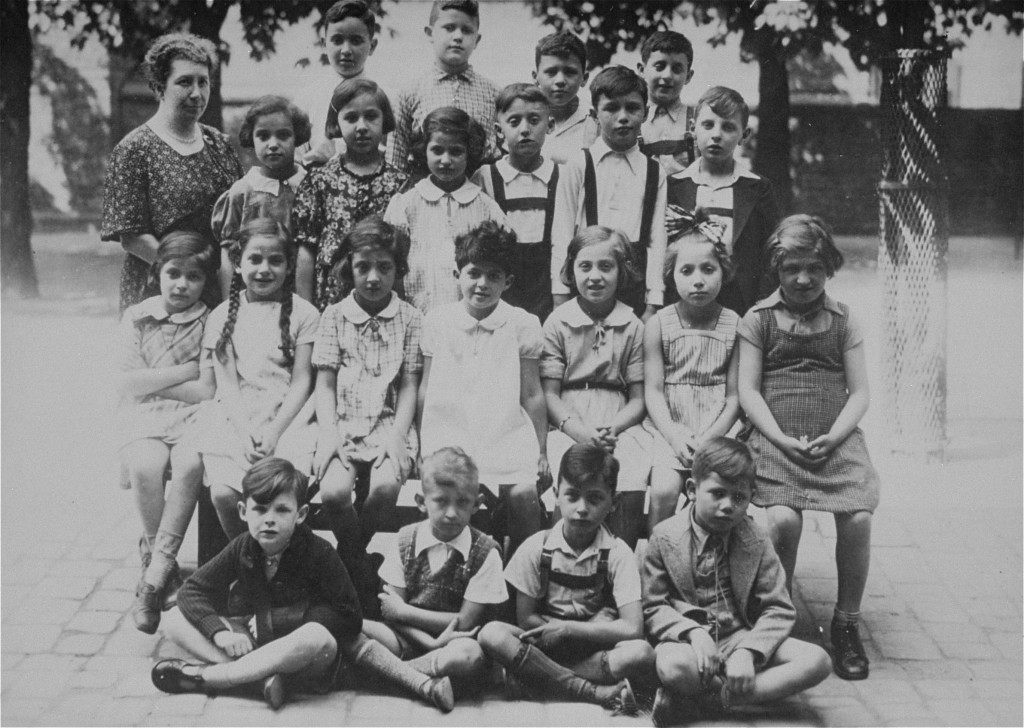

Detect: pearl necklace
[165, 125, 200, 145]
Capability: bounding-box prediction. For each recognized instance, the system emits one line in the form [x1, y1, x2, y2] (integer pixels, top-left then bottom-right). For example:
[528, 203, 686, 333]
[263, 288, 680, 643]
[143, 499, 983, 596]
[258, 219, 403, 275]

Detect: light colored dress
[541, 299, 652, 492]
[420, 301, 543, 487]
[644, 304, 739, 470]
[311, 292, 422, 461]
[384, 178, 509, 314]
[737, 291, 881, 513]
[196, 293, 320, 491]
[117, 297, 209, 450]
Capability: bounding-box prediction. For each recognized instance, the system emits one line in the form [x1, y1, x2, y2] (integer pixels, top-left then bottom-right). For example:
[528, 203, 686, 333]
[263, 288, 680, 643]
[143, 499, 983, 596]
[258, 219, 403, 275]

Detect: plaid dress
[117, 297, 209, 449]
[738, 298, 880, 513]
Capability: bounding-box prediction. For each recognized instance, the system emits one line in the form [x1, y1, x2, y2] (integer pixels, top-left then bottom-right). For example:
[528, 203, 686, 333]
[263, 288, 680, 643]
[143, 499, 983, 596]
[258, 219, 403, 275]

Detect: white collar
[545, 522, 616, 560]
[129, 296, 207, 325]
[415, 177, 481, 205]
[589, 136, 645, 172]
[647, 98, 686, 123]
[415, 520, 473, 560]
[338, 292, 400, 324]
[751, 289, 845, 317]
[452, 299, 512, 332]
[551, 101, 592, 135]
[673, 157, 758, 185]
[244, 166, 306, 196]
[559, 298, 635, 329]
[496, 157, 554, 185]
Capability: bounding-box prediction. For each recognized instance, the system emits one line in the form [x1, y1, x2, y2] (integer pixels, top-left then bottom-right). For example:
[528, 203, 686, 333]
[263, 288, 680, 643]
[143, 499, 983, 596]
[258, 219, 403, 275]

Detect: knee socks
[510, 642, 598, 703]
[143, 530, 183, 590]
[353, 639, 433, 702]
[833, 608, 861, 627]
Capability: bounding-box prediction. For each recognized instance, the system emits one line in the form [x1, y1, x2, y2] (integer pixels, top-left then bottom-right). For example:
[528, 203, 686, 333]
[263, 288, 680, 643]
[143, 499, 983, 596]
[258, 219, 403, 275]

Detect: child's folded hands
[214, 629, 254, 658]
[724, 648, 756, 698]
[521, 619, 575, 651]
[687, 628, 721, 688]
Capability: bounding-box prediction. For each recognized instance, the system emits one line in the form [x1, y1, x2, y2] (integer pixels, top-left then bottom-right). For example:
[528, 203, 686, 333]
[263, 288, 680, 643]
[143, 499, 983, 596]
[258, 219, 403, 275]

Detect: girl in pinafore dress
[542, 225, 652, 550]
[737, 214, 880, 683]
[197, 217, 320, 540]
[643, 212, 740, 533]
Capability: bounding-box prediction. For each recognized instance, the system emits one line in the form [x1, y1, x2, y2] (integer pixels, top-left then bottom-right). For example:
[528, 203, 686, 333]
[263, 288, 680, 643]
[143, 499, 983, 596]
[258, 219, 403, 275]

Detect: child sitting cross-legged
[360, 447, 507, 701]
[478, 443, 655, 715]
[151, 456, 456, 713]
[642, 437, 831, 723]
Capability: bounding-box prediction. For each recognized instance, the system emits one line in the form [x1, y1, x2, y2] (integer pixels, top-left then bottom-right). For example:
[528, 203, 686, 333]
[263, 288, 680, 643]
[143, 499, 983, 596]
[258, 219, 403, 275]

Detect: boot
[131, 583, 162, 634]
[831, 619, 869, 680]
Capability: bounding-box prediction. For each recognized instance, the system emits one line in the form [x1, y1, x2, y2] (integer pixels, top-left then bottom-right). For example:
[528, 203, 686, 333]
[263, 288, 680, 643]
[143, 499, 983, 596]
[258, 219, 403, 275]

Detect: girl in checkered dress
[311, 216, 423, 617]
[736, 214, 880, 681]
[119, 232, 216, 633]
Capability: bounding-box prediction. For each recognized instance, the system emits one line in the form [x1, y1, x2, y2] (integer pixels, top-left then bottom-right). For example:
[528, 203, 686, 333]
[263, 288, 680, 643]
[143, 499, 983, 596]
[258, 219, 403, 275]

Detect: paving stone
[2, 670, 74, 699]
[21, 540, 74, 561]
[33, 689, 109, 722]
[966, 659, 1022, 680]
[1, 626, 61, 654]
[986, 698, 1024, 725]
[2, 560, 51, 586]
[988, 631, 1023, 660]
[66, 610, 122, 635]
[5, 597, 81, 625]
[911, 601, 971, 623]
[970, 678, 1021, 700]
[69, 670, 120, 689]
[96, 696, 157, 725]
[17, 654, 87, 672]
[927, 698, 999, 727]
[115, 669, 163, 697]
[803, 675, 858, 697]
[877, 703, 940, 727]
[898, 659, 974, 680]
[84, 590, 132, 612]
[912, 678, 978, 701]
[140, 714, 202, 727]
[33, 576, 97, 601]
[46, 559, 115, 579]
[853, 677, 918, 704]
[1, 653, 25, 671]
[53, 633, 106, 656]
[937, 639, 1003, 660]
[148, 693, 210, 716]
[877, 631, 942, 660]
[86, 654, 154, 677]
[101, 626, 161, 656]
[0, 698, 52, 724]
[103, 567, 143, 592]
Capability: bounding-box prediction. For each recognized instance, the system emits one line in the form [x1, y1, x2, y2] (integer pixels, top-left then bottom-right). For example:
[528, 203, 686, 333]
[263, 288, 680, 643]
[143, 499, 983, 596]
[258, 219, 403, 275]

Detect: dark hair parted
[534, 30, 587, 72]
[331, 215, 410, 297]
[639, 30, 694, 67]
[148, 230, 217, 289]
[560, 225, 641, 298]
[420, 446, 480, 494]
[325, 0, 378, 37]
[454, 220, 518, 274]
[325, 78, 396, 139]
[691, 437, 756, 493]
[242, 456, 309, 505]
[428, 0, 479, 26]
[217, 218, 296, 368]
[767, 214, 844, 277]
[694, 85, 751, 129]
[143, 32, 218, 96]
[239, 95, 312, 148]
[589, 65, 647, 109]
[495, 83, 551, 116]
[411, 106, 487, 178]
[558, 442, 620, 494]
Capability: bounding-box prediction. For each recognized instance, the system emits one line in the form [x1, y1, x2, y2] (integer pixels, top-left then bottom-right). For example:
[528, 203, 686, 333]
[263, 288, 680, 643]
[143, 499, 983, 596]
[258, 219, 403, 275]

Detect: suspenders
[487, 163, 560, 244]
[538, 544, 615, 605]
[582, 148, 660, 245]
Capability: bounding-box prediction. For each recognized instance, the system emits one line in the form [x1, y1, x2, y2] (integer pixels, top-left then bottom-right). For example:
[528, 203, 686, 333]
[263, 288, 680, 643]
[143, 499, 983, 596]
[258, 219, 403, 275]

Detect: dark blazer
[642, 505, 795, 666]
[667, 174, 779, 316]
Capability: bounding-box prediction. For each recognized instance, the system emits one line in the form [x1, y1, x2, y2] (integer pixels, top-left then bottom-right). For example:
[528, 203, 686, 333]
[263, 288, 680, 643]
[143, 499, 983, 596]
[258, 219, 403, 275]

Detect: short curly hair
[331, 215, 410, 297]
[454, 220, 517, 275]
[238, 95, 312, 148]
[410, 106, 486, 179]
[766, 214, 844, 277]
[143, 32, 218, 96]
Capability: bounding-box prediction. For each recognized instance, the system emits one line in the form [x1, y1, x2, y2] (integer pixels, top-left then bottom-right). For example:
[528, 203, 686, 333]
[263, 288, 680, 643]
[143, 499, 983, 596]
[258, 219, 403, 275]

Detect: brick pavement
[2, 236, 1021, 726]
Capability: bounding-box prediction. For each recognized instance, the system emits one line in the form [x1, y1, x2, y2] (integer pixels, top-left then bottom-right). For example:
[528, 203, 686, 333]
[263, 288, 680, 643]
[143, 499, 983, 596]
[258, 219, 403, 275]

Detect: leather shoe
[132, 583, 162, 634]
[263, 673, 286, 710]
[831, 619, 869, 680]
[152, 659, 206, 694]
[426, 676, 455, 713]
[602, 678, 638, 716]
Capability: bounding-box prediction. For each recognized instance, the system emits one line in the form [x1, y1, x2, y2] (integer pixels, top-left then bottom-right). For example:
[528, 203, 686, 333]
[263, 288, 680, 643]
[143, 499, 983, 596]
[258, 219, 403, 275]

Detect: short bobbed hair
[766, 214, 844, 278]
[148, 230, 217, 288]
[331, 215, 410, 297]
[239, 95, 312, 148]
[560, 225, 641, 298]
[691, 437, 756, 494]
[242, 456, 309, 505]
[558, 442, 619, 495]
[325, 78, 396, 139]
[144, 32, 218, 96]
[410, 106, 486, 178]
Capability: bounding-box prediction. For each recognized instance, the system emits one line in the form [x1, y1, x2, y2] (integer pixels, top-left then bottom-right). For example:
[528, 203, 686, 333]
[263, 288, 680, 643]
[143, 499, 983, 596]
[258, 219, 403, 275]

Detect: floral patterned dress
[101, 124, 243, 312]
[291, 157, 408, 310]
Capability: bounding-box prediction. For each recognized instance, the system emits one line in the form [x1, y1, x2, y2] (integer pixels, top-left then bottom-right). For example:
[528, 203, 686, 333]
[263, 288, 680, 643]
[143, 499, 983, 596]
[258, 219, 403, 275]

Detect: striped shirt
[386, 63, 500, 172]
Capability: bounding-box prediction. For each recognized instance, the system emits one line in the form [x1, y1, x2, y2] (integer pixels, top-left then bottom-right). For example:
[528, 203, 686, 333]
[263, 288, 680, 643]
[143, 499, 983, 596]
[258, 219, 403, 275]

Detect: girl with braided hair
[643, 207, 741, 533]
[196, 217, 320, 538]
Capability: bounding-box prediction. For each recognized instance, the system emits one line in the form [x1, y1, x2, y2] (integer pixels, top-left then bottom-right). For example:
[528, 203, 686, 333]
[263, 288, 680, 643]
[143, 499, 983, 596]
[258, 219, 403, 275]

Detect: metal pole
[877, 49, 949, 459]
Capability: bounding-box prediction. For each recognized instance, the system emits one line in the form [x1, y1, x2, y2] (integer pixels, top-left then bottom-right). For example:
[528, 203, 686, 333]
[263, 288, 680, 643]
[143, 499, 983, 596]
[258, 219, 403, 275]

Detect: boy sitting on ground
[642, 437, 831, 722]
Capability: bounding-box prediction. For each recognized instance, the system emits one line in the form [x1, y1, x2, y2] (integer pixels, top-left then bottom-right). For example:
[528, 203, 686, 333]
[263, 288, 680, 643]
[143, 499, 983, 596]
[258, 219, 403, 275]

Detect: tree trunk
[1, 0, 40, 298]
[186, 3, 232, 132]
[754, 44, 793, 214]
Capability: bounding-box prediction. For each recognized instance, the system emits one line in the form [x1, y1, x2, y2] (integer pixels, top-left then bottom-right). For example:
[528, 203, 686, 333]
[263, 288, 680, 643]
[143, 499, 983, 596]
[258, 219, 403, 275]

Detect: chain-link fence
[877, 49, 949, 458]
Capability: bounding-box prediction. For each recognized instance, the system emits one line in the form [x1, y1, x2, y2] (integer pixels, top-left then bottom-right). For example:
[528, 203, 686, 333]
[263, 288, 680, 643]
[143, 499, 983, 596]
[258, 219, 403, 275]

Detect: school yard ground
[1, 230, 1021, 726]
